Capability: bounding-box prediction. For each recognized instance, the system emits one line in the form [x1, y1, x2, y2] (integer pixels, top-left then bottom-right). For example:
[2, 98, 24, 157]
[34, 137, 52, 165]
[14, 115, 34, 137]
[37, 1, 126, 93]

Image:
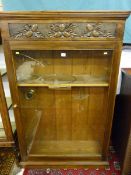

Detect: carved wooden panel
[9, 22, 117, 40]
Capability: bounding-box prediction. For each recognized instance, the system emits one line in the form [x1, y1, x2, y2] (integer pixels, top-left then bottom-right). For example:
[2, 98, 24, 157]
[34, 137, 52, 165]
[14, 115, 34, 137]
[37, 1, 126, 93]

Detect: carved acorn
[31, 24, 38, 32]
[86, 24, 94, 31]
[92, 30, 99, 37]
[25, 31, 33, 37]
[59, 24, 66, 32]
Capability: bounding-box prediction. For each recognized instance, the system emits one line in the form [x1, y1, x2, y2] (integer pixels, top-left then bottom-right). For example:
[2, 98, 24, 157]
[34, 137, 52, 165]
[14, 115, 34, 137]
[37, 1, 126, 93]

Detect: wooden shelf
[29, 140, 102, 159]
[17, 83, 109, 89]
[17, 82, 109, 88]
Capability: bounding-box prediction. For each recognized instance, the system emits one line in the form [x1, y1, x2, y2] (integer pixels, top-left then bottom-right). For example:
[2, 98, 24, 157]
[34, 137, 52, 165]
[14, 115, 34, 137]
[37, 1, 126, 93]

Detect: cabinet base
[20, 160, 109, 168]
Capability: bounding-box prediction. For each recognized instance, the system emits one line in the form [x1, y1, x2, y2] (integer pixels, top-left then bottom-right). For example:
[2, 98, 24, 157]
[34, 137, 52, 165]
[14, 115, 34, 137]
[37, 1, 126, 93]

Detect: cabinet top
[0, 11, 130, 20]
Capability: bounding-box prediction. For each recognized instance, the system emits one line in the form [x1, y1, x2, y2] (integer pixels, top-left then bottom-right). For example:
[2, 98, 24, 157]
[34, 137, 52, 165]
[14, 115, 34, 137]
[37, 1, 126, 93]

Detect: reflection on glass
[26, 110, 41, 153]
[14, 50, 112, 86]
[16, 49, 112, 157]
[40, 74, 76, 84]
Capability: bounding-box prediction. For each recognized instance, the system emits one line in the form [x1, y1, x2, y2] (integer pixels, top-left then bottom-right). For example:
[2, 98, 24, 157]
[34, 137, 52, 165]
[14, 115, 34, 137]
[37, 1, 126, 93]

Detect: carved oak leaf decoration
[48, 23, 77, 38]
[12, 24, 45, 39]
[84, 23, 113, 38]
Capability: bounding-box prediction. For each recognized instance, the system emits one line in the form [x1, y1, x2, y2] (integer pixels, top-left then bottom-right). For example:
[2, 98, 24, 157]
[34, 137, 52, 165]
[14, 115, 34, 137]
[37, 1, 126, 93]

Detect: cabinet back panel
[18, 86, 108, 154]
[13, 50, 112, 85]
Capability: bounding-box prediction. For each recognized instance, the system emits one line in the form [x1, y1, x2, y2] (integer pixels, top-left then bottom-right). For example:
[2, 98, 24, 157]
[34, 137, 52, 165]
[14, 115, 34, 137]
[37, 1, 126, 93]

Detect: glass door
[12, 49, 113, 159]
[14, 50, 112, 86]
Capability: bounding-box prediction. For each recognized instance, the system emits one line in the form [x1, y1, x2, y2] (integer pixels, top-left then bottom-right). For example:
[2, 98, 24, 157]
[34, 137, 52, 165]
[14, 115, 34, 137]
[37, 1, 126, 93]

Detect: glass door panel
[13, 50, 113, 87]
[13, 49, 112, 158]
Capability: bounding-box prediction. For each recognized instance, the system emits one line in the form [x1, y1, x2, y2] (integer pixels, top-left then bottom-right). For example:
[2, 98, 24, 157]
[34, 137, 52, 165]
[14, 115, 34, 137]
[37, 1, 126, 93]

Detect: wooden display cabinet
[0, 11, 130, 168]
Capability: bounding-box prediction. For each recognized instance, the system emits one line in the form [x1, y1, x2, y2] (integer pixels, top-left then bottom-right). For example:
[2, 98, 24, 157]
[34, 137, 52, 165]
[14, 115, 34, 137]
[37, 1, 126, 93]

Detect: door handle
[25, 89, 35, 100]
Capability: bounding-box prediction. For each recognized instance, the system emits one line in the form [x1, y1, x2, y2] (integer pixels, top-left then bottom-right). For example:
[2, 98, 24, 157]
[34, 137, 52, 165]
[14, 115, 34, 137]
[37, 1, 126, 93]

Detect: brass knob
[25, 89, 35, 100]
[13, 104, 18, 108]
